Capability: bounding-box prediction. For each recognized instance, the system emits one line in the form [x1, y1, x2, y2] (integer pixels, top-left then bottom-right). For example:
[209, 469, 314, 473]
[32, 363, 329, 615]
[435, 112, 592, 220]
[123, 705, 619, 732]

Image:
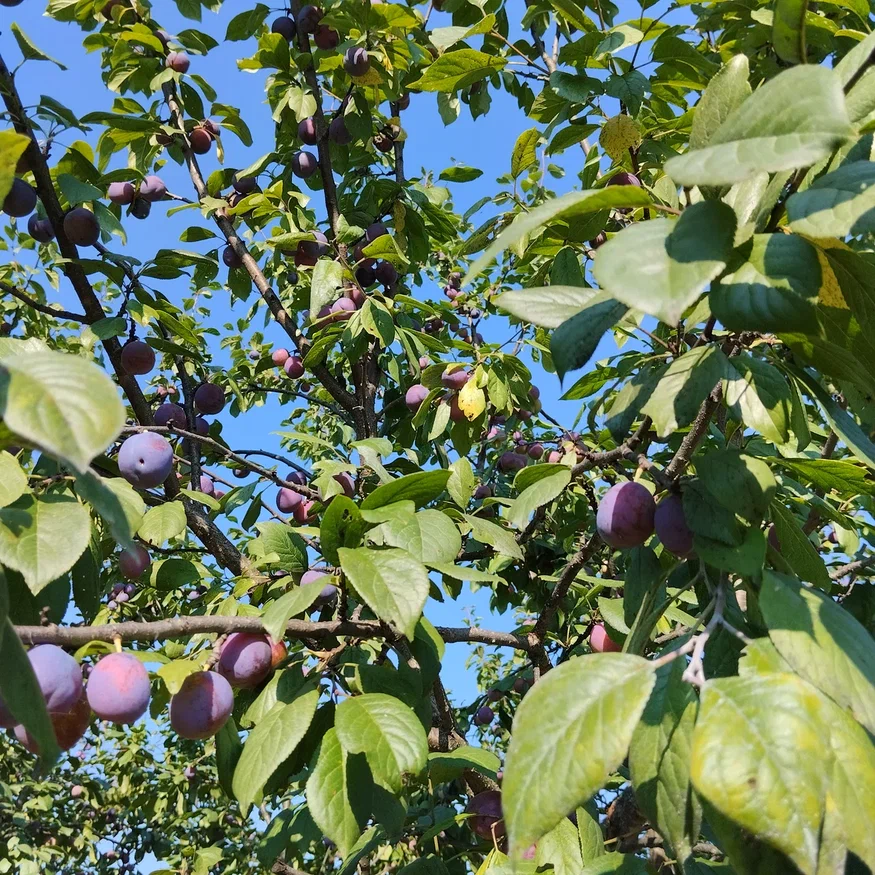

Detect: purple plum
[217, 633, 273, 688]
[467, 791, 504, 841]
[154, 402, 186, 429]
[441, 368, 469, 390]
[169, 671, 234, 739]
[29, 645, 84, 714]
[139, 176, 167, 202]
[596, 481, 656, 548]
[120, 340, 155, 375]
[277, 488, 303, 513]
[284, 355, 305, 378]
[3, 178, 36, 217]
[405, 384, 429, 412]
[118, 432, 174, 489]
[654, 494, 693, 556]
[108, 181, 135, 205]
[86, 653, 150, 724]
[63, 208, 100, 246]
[194, 383, 225, 415]
[119, 544, 150, 579]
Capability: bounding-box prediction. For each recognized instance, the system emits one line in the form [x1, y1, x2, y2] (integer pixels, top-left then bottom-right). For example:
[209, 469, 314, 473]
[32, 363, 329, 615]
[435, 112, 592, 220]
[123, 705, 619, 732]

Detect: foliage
[0, 0, 874, 873]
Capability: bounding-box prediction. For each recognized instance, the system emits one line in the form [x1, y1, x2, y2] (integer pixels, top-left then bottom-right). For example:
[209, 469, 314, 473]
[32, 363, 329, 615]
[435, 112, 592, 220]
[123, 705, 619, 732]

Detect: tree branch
[1, 283, 90, 323]
[13, 617, 535, 650]
[664, 383, 723, 480]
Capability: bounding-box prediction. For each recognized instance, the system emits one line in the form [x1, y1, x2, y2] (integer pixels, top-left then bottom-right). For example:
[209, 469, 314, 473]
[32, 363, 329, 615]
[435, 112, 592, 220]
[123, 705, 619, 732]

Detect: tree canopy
[0, 0, 874, 873]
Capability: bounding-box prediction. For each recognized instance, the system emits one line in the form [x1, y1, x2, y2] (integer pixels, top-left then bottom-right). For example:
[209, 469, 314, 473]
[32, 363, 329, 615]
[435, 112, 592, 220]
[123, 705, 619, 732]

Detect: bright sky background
[2, 2, 657, 869]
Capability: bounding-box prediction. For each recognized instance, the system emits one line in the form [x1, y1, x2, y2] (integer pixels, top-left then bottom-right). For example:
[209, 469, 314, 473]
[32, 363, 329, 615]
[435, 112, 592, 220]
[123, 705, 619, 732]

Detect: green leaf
[138, 502, 187, 546]
[666, 66, 853, 186]
[408, 49, 508, 94]
[792, 366, 875, 471]
[642, 346, 729, 437]
[376, 511, 461, 564]
[507, 466, 571, 530]
[604, 71, 648, 116]
[580, 854, 647, 875]
[335, 693, 428, 793]
[216, 717, 243, 800]
[338, 547, 429, 639]
[463, 514, 523, 560]
[0, 494, 90, 594]
[0, 130, 31, 207]
[723, 353, 792, 445]
[74, 473, 145, 550]
[0, 349, 125, 474]
[438, 165, 483, 183]
[629, 658, 700, 863]
[262, 581, 327, 641]
[773, 0, 807, 64]
[697, 450, 776, 524]
[320, 496, 367, 566]
[250, 523, 308, 572]
[428, 746, 501, 783]
[11, 23, 67, 69]
[57, 173, 103, 205]
[464, 187, 651, 282]
[361, 471, 451, 510]
[535, 818, 584, 875]
[0, 451, 28, 508]
[233, 685, 319, 811]
[691, 673, 832, 874]
[306, 728, 365, 856]
[496, 286, 604, 330]
[224, 4, 269, 40]
[89, 317, 128, 340]
[310, 259, 344, 318]
[360, 299, 396, 347]
[711, 233, 820, 333]
[768, 504, 830, 590]
[596, 201, 737, 326]
[0, 615, 61, 765]
[760, 572, 875, 734]
[426, 562, 502, 584]
[690, 55, 751, 151]
[695, 524, 767, 577]
[551, 298, 629, 381]
[787, 160, 875, 238]
[769, 457, 873, 498]
[511, 128, 540, 179]
[503, 654, 656, 856]
[447, 457, 476, 508]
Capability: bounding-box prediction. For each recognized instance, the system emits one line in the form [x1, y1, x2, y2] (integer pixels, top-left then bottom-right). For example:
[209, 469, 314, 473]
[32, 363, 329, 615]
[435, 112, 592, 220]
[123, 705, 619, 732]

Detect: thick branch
[664, 383, 723, 480]
[13, 617, 534, 650]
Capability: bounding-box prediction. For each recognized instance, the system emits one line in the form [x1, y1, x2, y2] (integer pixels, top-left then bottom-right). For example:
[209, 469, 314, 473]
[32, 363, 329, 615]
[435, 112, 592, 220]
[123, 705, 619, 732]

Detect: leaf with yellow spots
[814, 246, 849, 310]
[458, 378, 486, 421]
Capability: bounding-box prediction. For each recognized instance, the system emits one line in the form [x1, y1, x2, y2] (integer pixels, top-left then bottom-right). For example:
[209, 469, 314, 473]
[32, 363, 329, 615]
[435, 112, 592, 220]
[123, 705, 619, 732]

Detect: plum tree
[596, 481, 656, 548]
[119, 544, 151, 579]
[63, 208, 100, 246]
[2, 178, 36, 217]
[654, 494, 693, 556]
[217, 632, 273, 688]
[120, 340, 155, 375]
[589, 623, 621, 653]
[117, 432, 174, 488]
[86, 653, 151, 724]
[194, 382, 225, 414]
[169, 671, 234, 739]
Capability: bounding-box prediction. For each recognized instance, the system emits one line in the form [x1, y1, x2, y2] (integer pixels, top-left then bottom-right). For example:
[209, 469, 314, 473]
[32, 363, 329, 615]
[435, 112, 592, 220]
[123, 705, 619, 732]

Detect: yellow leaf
[458, 379, 486, 420]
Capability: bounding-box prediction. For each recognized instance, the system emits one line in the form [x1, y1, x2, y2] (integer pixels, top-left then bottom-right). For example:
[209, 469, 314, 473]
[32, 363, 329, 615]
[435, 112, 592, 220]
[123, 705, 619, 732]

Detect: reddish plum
[284, 355, 305, 378]
[467, 791, 504, 841]
[589, 623, 621, 653]
[120, 340, 155, 375]
[86, 653, 150, 724]
[596, 481, 655, 548]
[218, 633, 273, 689]
[119, 544, 150, 579]
[169, 671, 234, 739]
[654, 494, 693, 556]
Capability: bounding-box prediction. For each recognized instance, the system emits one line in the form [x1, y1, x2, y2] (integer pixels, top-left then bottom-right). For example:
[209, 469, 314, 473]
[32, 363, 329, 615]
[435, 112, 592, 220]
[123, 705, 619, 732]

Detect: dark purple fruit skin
[473, 705, 493, 726]
[397, 92, 410, 110]
[313, 25, 339, 50]
[466, 791, 505, 841]
[767, 524, 781, 553]
[328, 116, 351, 145]
[233, 175, 258, 194]
[375, 261, 397, 285]
[355, 264, 376, 287]
[27, 215, 55, 243]
[608, 171, 640, 187]
[154, 403, 186, 428]
[63, 208, 100, 247]
[374, 133, 393, 153]
[344, 47, 371, 77]
[365, 222, 387, 242]
[271, 15, 296, 40]
[223, 246, 242, 269]
[130, 198, 151, 219]
[298, 118, 319, 145]
[3, 178, 37, 218]
[194, 383, 225, 415]
[293, 151, 319, 178]
[119, 543, 150, 579]
[120, 340, 155, 375]
[296, 4, 323, 34]
[654, 493, 693, 556]
[169, 671, 234, 740]
[217, 633, 273, 689]
[596, 481, 656, 549]
[189, 127, 213, 154]
[202, 119, 220, 137]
